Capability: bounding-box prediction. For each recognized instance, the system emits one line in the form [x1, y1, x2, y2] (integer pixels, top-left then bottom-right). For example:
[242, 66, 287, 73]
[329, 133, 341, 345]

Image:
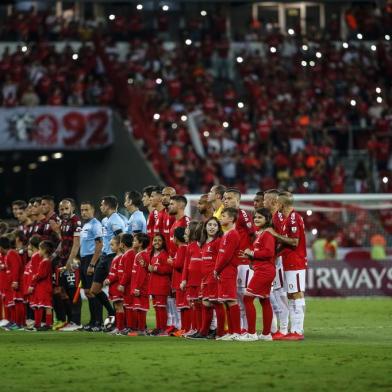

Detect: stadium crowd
[0, 185, 307, 341]
[0, 7, 392, 194]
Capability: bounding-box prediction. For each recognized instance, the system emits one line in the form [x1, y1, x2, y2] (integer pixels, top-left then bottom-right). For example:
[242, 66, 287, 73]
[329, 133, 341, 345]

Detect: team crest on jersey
[291, 227, 297, 233]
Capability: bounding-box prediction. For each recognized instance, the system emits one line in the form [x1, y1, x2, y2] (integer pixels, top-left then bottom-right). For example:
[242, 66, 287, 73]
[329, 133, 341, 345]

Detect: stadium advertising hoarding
[0, 106, 113, 150]
[307, 259, 392, 296]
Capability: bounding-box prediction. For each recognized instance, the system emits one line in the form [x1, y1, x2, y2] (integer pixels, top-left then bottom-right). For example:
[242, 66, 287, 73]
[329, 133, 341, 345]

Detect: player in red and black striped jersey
[29, 198, 46, 238]
[51, 198, 82, 330]
[40, 195, 61, 245]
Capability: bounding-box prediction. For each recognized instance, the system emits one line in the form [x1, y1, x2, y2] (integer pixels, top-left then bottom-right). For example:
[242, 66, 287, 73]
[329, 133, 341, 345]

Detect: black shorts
[93, 253, 115, 284]
[80, 255, 94, 289]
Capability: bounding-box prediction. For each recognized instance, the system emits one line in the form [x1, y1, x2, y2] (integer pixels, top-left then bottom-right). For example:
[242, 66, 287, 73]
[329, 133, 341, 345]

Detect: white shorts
[284, 270, 306, 294]
[273, 257, 285, 291]
[237, 264, 254, 291]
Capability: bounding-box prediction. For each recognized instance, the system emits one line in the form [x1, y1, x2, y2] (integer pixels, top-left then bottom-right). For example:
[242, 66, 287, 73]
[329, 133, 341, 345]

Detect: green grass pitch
[0, 298, 391, 392]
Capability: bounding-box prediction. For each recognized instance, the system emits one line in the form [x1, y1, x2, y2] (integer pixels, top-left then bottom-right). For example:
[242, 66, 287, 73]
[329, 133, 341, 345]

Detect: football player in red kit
[148, 234, 171, 336]
[0, 236, 25, 330]
[266, 191, 307, 340]
[161, 187, 176, 245]
[169, 227, 190, 336]
[142, 186, 157, 240]
[223, 188, 255, 332]
[214, 208, 242, 340]
[128, 233, 150, 336]
[117, 234, 136, 333]
[104, 236, 125, 334]
[167, 195, 190, 333]
[27, 240, 55, 331]
[180, 221, 203, 336]
[263, 189, 290, 339]
[237, 208, 276, 341]
[23, 236, 42, 325]
[190, 217, 225, 339]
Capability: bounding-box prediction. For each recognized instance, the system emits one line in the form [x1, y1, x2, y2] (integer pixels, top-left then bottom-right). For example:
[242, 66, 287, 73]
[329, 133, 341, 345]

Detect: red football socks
[181, 308, 191, 331]
[15, 302, 25, 326]
[116, 311, 125, 331]
[45, 312, 53, 327]
[200, 305, 213, 336]
[137, 310, 146, 331]
[228, 304, 241, 334]
[244, 296, 256, 334]
[34, 308, 43, 328]
[213, 303, 226, 337]
[260, 298, 273, 335]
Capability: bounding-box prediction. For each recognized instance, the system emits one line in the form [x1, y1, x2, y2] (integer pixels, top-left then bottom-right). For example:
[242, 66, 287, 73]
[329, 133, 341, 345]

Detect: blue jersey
[102, 212, 126, 255]
[126, 210, 147, 234]
[80, 218, 102, 258]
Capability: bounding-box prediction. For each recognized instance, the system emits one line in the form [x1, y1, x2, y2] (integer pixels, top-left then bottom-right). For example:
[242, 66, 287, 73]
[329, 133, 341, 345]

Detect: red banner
[307, 259, 392, 296]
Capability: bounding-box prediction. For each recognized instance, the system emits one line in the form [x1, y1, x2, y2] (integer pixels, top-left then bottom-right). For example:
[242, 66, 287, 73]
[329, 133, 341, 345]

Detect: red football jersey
[147, 209, 159, 239]
[172, 244, 187, 290]
[23, 252, 42, 296]
[148, 250, 172, 296]
[272, 211, 285, 234]
[214, 228, 240, 279]
[153, 209, 166, 236]
[131, 250, 150, 295]
[119, 249, 136, 288]
[201, 237, 221, 284]
[162, 209, 176, 246]
[281, 210, 307, 271]
[168, 215, 190, 258]
[182, 241, 202, 287]
[251, 231, 276, 268]
[107, 254, 124, 300]
[235, 208, 255, 262]
[5, 249, 23, 286]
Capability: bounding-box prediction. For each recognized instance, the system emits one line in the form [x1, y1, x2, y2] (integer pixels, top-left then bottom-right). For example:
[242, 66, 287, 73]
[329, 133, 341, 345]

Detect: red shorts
[175, 289, 189, 309]
[13, 289, 24, 302]
[123, 293, 133, 309]
[3, 289, 14, 307]
[247, 266, 275, 298]
[109, 286, 123, 302]
[217, 277, 237, 302]
[186, 286, 201, 301]
[201, 281, 218, 301]
[132, 295, 149, 311]
[152, 295, 167, 307]
[35, 293, 52, 308]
